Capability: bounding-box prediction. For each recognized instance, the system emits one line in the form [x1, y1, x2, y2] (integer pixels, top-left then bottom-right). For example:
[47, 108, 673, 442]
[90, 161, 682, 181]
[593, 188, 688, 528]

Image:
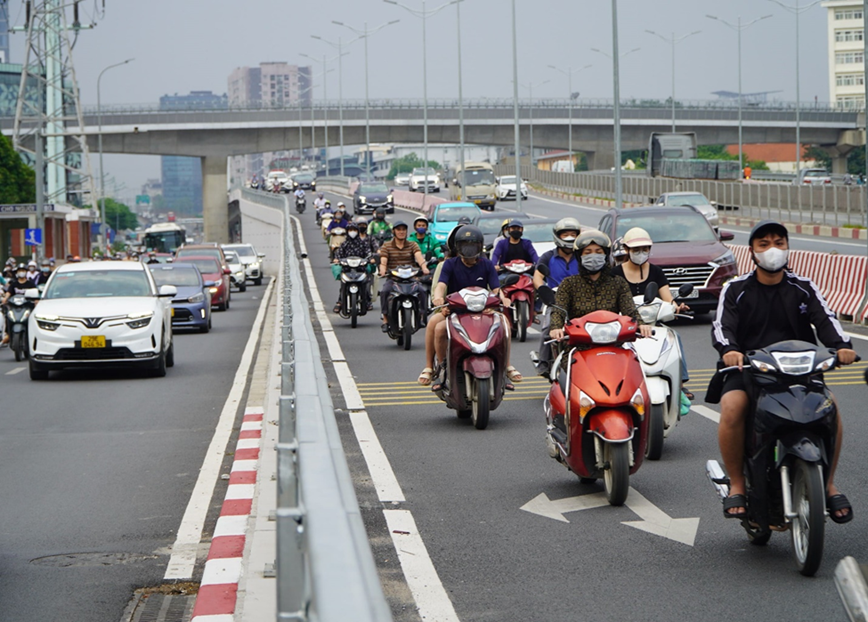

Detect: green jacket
[369, 219, 392, 241]
[411, 233, 444, 261]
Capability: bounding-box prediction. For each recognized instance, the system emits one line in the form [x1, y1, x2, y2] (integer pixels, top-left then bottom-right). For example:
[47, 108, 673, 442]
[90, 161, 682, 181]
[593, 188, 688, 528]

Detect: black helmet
[454, 225, 484, 260]
[457, 216, 472, 226]
[374, 207, 387, 219]
[749, 220, 788, 246]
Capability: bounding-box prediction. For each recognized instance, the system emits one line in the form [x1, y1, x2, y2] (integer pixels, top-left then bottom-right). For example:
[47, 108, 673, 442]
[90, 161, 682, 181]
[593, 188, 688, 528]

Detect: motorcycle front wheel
[791, 459, 825, 576]
[402, 307, 413, 351]
[12, 333, 23, 362]
[516, 301, 528, 343]
[604, 442, 630, 506]
[472, 377, 490, 430]
[645, 403, 666, 461]
[350, 292, 358, 328]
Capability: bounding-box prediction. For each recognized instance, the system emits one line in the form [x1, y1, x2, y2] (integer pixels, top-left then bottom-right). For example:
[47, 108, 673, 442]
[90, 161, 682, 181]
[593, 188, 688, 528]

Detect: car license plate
[81, 335, 106, 348]
[684, 290, 700, 299]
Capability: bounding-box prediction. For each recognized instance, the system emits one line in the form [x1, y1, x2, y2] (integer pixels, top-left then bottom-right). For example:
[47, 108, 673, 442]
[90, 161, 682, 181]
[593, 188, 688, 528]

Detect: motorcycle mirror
[24, 288, 40, 301]
[536, 263, 550, 278]
[643, 282, 659, 304]
[538, 286, 556, 306]
[677, 283, 694, 298]
[501, 274, 520, 287]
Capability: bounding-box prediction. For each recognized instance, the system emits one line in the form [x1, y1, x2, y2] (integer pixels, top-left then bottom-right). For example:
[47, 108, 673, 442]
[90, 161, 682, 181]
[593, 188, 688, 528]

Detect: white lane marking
[530, 193, 607, 213]
[201, 557, 243, 586]
[5, 367, 25, 375]
[323, 330, 346, 362]
[213, 514, 249, 538]
[349, 410, 406, 503]
[846, 331, 868, 342]
[527, 326, 540, 335]
[291, 213, 454, 622]
[692, 405, 721, 424]
[225, 484, 256, 500]
[164, 278, 275, 581]
[384, 510, 460, 622]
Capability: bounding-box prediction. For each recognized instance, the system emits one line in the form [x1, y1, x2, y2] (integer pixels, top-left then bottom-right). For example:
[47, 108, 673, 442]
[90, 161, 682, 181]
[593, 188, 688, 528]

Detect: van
[450, 162, 497, 211]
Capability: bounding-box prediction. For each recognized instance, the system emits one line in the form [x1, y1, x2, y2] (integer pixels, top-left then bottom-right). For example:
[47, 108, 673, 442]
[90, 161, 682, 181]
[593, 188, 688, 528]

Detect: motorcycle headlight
[585, 320, 621, 344]
[461, 290, 488, 313]
[771, 350, 814, 375]
[188, 293, 205, 303]
[346, 257, 363, 268]
[22, 310, 30, 320]
[126, 312, 153, 329]
[712, 251, 736, 267]
[815, 356, 836, 372]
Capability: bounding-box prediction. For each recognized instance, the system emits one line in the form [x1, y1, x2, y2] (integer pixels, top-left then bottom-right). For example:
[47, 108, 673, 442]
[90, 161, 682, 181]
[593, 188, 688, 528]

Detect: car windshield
[295, 174, 313, 182]
[477, 217, 509, 235]
[44, 270, 152, 299]
[522, 222, 556, 243]
[225, 246, 254, 257]
[465, 169, 495, 186]
[360, 183, 389, 194]
[178, 248, 221, 262]
[176, 258, 221, 274]
[804, 170, 827, 178]
[616, 212, 717, 243]
[437, 206, 479, 223]
[499, 176, 517, 184]
[149, 266, 201, 287]
[413, 168, 436, 175]
[666, 194, 710, 207]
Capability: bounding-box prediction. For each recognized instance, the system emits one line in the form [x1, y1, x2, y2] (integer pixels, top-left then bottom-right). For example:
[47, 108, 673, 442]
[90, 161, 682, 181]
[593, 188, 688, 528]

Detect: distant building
[0, 10, 9, 63]
[822, 1, 866, 108]
[725, 144, 818, 173]
[159, 91, 228, 216]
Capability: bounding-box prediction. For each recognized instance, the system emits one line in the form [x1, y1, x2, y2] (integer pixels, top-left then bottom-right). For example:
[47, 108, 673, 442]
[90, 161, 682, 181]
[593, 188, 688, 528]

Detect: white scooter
[631, 282, 693, 460]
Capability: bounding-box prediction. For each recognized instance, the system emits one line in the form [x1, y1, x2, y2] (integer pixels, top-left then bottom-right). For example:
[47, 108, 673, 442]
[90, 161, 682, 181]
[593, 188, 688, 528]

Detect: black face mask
[509, 231, 522, 240]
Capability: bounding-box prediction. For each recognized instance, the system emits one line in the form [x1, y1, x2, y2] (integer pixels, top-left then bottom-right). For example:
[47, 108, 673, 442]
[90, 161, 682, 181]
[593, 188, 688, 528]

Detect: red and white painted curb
[190, 407, 263, 622]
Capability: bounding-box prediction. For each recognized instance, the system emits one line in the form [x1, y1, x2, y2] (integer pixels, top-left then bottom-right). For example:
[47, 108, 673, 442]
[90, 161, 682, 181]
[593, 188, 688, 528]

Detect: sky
[5, 0, 830, 201]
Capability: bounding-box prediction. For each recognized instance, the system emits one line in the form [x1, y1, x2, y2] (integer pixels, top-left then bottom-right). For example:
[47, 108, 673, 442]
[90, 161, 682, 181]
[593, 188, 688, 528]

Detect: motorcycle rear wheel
[517, 301, 528, 343]
[472, 378, 490, 430]
[645, 403, 666, 461]
[604, 442, 630, 506]
[791, 459, 825, 576]
[402, 307, 413, 351]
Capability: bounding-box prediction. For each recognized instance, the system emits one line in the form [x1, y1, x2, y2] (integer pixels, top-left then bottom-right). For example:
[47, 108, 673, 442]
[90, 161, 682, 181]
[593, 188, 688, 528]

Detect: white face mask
[348, 230, 358, 239]
[629, 250, 650, 265]
[753, 247, 788, 273]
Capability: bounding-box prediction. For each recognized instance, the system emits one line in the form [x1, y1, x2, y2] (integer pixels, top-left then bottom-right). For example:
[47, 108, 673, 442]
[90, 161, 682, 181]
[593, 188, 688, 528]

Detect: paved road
[313, 189, 868, 621]
[0, 284, 265, 621]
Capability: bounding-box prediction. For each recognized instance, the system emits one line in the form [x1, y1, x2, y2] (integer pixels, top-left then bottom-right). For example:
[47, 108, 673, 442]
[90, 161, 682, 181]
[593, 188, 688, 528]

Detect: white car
[28, 262, 176, 380]
[394, 172, 410, 186]
[409, 167, 440, 193]
[223, 250, 248, 292]
[221, 243, 265, 285]
[654, 192, 720, 229]
[496, 175, 528, 201]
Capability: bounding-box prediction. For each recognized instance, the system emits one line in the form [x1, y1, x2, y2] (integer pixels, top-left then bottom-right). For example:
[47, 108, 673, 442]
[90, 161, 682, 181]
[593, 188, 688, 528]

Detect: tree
[803, 146, 832, 171]
[0, 134, 36, 204]
[386, 153, 441, 180]
[103, 198, 139, 231]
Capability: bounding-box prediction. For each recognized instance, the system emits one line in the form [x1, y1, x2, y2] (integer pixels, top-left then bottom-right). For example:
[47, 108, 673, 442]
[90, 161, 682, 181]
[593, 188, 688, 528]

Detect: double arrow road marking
[520, 488, 700, 547]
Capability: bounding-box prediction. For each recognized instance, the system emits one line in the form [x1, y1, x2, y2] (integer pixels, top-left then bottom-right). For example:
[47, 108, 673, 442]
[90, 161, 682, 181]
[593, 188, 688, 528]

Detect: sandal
[684, 390, 695, 400]
[827, 493, 854, 524]
[723, 493, 748, 518]
[418, 367, 434, 386]
[333, 302, 341, 314]
[506, 366, 523, 383]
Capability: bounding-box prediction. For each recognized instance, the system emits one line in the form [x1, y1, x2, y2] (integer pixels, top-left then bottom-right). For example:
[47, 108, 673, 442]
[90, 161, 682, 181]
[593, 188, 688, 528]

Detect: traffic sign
[25, 228, 42, 246]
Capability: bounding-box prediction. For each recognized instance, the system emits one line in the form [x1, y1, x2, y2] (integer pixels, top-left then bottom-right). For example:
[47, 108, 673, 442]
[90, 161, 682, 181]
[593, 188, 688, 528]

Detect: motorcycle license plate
[81, 335, 106, 349]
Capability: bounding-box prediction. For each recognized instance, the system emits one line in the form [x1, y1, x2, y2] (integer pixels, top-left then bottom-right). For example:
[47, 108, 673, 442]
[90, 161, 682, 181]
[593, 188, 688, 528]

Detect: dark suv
[597, 206, 737, 314]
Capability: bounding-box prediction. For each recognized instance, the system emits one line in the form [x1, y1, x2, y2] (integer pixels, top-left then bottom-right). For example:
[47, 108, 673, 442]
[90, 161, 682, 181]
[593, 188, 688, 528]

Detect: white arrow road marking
[692, 405, 721, 424]
[520, 487, 700, 546]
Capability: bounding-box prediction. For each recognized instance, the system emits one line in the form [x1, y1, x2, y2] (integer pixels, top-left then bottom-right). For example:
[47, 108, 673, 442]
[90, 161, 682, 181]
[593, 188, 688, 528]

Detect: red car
[175, 256, 232, 311]
[598, 206, 737, 314]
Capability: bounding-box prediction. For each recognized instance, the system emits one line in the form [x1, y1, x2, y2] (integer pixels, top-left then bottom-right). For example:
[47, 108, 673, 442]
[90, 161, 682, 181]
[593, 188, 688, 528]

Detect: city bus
[143, 222, 187, 253]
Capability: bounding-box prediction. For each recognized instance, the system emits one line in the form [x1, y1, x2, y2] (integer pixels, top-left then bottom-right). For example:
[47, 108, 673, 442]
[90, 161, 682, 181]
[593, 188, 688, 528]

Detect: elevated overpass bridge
[1, 98, 861, 242]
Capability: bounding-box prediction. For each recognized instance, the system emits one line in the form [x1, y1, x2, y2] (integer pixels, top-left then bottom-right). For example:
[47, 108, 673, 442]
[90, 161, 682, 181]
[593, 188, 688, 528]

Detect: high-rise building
[159, 91, 228, 216]
[228, 62, 312, 181]
[822, 1, 866, 108]
[0, 8, 9, 63]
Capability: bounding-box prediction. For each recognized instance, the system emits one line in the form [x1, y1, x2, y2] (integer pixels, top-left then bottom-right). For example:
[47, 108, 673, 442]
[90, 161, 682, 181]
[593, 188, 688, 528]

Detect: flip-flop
[827, 493, 854, 524]
[506, 366, 523, 383]
[723, 494, 748, 518]
[418, 367, 434, 386]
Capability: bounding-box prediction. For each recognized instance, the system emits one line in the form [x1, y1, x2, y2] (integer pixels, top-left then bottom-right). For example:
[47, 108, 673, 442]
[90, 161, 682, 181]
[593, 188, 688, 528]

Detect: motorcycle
[320, 213, 334, 239]
[327, 227, 347, 261]
[384, 265, 426, 351]
[6, 293, 35, 362]
[631, 283, 693, 460]
[338, 256, 372, 328]
[295, 195, 306, 214]
[500, 258, 536, 343]
[538, 285, 650, 506]
[705, 341, 856, 576]
[432, 286, 513, 430]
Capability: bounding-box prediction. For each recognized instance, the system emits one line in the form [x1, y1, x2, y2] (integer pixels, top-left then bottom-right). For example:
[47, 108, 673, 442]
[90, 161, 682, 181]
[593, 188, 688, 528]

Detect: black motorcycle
[338, 256, 372, 328]
[705, 340, 855, 576]
[296, 195, 306, 214]
[384, 265, 425, 351]
[6, 294, 34, 362]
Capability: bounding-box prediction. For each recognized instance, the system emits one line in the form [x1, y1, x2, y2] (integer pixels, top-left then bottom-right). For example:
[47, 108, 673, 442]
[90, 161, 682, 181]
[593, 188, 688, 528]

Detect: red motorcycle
[539, 288, 649, 505]
[433, 286, 511, 430]
[500, 258, 536, 343]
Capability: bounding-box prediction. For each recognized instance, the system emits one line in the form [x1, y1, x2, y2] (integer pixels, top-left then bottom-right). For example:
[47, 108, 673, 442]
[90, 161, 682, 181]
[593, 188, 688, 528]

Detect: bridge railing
[497, 165, 868, 228]
[239, 188, 392, 622]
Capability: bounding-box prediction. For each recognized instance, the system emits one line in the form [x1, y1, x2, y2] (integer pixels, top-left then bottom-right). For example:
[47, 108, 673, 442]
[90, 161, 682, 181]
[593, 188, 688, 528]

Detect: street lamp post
[311, 34, 360, 177]
[548, 64, 592, 170]
[97, 58, 134, 252]
[645, 29, 701, 133]
[457, 0, 466, 194]
[519, 79, 550, 166]
[301, 53, 341, 174]
[707, 13, 773, 173]
[384, 0, 461, 199]
[591, 42, 640, 210]
[333, 19, 400, 179]
[511, 0, 522, 212]
[766, 0, 821, 176]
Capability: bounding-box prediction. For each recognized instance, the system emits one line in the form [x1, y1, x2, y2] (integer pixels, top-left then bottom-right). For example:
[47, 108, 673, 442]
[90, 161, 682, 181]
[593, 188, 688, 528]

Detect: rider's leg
[379, 279, 393, 324]
[536, 308, 553, 374]
[826, 396, 850, 519]
[719, 386, 749, 512]
[434, 317, 449, 363]
[425, 313, 445, 370]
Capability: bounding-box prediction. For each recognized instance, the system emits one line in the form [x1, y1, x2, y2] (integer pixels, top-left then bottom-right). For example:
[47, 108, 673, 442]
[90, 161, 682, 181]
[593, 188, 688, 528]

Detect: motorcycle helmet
[453, 225, 484, 260]
[374, 207, 387, 220]
[574, 229, 611, 255]
[457, 216, 472, 226]
[391, 220, 408, 231]
[413, 216, 429, 227]
[353, 216, 368, 226]
[611, 237, 628, 261]
[337, 201, 346, 209]
[553, 217, 582, 250]
[622, 227, 653, 249]
[325, 199, 332, 207]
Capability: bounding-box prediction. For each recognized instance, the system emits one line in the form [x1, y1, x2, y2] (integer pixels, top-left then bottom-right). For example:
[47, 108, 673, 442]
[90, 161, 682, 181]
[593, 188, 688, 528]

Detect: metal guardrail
[240, 188, 391, 621]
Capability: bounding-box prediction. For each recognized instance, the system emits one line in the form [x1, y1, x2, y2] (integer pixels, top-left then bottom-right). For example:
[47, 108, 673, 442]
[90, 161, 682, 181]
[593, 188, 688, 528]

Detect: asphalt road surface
[0, 283, 265, 621]
[313, 189, 868, 621]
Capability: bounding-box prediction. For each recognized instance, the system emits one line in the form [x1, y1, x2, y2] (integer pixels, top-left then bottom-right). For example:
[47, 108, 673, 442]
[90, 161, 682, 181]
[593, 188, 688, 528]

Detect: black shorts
[720, 371, 747, 396]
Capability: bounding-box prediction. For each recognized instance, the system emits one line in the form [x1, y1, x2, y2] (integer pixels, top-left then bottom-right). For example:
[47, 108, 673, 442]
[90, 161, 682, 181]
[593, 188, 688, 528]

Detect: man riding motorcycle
[411, 216, 444, 264]
[418, 225, 522, 388]
[378, 221, 430, 332]
[531, 218, 581, 376]
[711, 220, 856, 521]
[2, 267, 36, 346]
[369, 207, 392, 242]
[314, 192, 327, 212]
[491, 219, 539, 273]
[326, 204, 349, 232]
[331, 219, 379, 313]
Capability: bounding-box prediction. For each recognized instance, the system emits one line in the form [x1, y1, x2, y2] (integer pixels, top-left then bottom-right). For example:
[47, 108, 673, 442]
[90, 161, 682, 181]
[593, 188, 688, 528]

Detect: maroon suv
[598, 206, 738, 314]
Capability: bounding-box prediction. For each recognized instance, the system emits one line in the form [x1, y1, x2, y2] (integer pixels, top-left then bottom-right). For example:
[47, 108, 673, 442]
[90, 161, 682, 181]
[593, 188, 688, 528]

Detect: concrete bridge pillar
[831, 154, 850, 175]
[202, 156, 229, 244]
[585, 150, 615, 171]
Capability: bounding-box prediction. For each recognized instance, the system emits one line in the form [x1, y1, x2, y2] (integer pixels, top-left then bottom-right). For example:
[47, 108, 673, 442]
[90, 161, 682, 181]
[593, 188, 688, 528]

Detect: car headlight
[126, 312, 153, 329]
[712, 251, 736, 267]
[387, 194, 393, 203]
[35, 314, 60, 331]
[188, 293, 205, 303]
[236, 271, 245, 280]
[359, 196, 366, 203]
[435, 232, 447, 241]
[209, 287, 219, 294]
